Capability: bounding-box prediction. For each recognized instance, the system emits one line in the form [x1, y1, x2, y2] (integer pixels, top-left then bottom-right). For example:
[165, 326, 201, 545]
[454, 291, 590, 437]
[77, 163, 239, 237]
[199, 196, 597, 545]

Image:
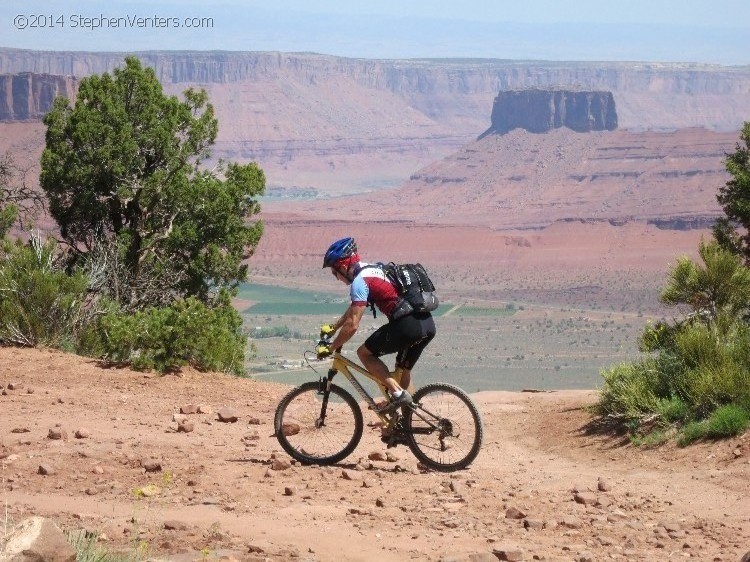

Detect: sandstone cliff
[0, 48, 749, 132]
[481, 89, 618, 136]
[1, 48, 748, 199]
[0, 73, 77, 121]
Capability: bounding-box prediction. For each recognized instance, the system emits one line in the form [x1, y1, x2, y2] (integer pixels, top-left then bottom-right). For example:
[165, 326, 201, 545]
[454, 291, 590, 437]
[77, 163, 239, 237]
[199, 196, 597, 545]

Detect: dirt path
[1, 347, 748, 561]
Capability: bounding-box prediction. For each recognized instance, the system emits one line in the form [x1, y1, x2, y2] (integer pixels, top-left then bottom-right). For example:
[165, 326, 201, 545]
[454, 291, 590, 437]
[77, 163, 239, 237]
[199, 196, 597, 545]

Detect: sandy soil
[1, 347, 748, 561]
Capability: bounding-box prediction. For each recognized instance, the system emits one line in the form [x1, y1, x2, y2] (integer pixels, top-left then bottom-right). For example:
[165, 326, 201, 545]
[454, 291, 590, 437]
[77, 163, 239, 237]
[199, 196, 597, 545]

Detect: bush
[706, 404, 750, 438]
[594, 361, 660, 423]
[678, 421, 708, 447]
[0, 236, 89, 348]
[655, 397, 690, 425]
[94, 293, 246, 374]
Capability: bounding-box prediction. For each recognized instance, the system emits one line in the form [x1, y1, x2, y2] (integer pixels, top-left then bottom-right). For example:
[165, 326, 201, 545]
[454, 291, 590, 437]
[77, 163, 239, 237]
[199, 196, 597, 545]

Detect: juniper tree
[40, 56, 264, 309]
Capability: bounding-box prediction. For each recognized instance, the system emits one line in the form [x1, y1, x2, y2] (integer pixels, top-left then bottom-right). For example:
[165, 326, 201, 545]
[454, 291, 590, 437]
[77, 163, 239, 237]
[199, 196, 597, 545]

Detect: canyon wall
[0, 72, 77, 121]
[0, 48, 748, 132]
[1, 48, 747, 197]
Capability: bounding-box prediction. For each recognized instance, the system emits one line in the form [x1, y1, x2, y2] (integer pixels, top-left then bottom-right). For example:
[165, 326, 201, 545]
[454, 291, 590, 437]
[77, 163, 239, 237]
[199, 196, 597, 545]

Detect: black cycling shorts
[363, 312, 436, 370]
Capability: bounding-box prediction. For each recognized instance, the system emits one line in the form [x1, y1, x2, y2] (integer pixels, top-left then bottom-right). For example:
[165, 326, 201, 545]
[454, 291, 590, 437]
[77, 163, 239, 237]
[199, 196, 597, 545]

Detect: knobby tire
[274, 381, 363, 465]
[404, 382, 483, 472]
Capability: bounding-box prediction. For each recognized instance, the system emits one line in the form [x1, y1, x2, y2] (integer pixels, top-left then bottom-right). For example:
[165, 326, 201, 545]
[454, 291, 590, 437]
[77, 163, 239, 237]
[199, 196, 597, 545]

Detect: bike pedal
[385, 433, 407, 448]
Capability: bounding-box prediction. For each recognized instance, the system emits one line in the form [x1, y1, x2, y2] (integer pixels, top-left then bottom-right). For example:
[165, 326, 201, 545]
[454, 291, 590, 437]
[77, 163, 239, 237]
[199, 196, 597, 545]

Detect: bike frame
[323, 351, 393, 425]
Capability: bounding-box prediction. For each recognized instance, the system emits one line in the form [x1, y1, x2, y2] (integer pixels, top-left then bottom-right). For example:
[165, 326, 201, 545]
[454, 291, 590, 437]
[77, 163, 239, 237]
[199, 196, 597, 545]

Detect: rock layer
[482, 89, 618, 136]
[0, 73, 77, 121]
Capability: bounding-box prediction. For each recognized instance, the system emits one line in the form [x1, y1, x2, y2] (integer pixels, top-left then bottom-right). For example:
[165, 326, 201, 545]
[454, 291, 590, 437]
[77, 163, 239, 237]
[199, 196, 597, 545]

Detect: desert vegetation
[0, 56, 265, 373]
[594, 122, 750, 443]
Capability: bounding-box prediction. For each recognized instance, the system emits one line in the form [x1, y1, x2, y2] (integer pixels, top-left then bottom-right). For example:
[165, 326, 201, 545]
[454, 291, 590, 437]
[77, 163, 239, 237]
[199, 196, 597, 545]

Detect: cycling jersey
[349, 263, 401, 318]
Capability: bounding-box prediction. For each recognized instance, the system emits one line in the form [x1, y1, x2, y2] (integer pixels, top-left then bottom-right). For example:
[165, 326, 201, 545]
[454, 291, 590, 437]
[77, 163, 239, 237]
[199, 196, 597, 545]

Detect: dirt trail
[1, 347, 748, 561]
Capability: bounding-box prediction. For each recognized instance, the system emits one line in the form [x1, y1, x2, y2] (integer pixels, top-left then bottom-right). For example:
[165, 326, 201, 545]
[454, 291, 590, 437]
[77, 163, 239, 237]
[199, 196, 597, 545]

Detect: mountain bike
[273, 335, 483, 472]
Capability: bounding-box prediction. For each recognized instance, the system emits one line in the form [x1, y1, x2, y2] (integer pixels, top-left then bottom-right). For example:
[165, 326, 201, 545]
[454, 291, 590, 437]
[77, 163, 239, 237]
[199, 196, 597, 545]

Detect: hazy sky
[1, 0, 748, 64]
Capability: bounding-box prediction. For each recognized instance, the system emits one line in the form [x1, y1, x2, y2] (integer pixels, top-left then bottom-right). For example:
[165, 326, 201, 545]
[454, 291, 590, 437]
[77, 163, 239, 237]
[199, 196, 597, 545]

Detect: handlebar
[316, 335, 342, 360]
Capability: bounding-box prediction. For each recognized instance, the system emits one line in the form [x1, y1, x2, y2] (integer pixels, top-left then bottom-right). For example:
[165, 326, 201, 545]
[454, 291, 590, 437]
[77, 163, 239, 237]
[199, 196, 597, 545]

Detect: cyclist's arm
[329, 303, 366, 350]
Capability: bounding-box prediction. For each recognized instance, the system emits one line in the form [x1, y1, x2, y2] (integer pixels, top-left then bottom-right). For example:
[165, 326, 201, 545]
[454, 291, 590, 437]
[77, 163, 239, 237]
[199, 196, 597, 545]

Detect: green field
[237, 283, 344, 315]
[238, 282, 650, 392]
[238, 282, 452, 316]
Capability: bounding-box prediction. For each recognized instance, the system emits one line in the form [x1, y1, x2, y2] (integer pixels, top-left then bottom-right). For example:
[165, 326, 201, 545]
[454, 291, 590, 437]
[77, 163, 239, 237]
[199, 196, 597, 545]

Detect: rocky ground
[1, 347, 748, 562]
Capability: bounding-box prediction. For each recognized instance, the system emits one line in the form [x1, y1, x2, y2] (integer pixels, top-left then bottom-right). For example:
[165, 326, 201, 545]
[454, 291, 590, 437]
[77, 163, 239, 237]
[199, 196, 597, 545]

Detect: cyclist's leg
[395, 313, 436, 390]
[357, 344, 400, 393]
[359, 322, 405, 393]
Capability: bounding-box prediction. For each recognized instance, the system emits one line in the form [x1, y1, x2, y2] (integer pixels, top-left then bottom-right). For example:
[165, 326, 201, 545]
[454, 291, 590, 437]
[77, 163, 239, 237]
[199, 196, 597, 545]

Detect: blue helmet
[323, 237, 358, 268]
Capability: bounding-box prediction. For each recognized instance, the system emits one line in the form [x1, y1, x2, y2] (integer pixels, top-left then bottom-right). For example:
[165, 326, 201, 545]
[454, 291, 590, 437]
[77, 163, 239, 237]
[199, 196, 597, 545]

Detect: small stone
[271, 458, 291, 471]
[505, 507, 526, 520]
[38, 464, 56, 475]
[47, 428, 67, 440]
[492, 547, 524, 561]
[177, 420, 194, 433]
[341, 469, 359, 481]
[574, 492, 597, 505]
[368, 451, 387, 461]
[597, 477, 611, 492]
[217, 407, 239, 423]
[74, 428, 91, 439]
[7, 382, 24, 390]
[197, 404, 213, 414]
[559, 516, 582, 529]
[284, 486, 296, 496]
[164, 520, 188, 531]
[375, 497, 385, 508]
[280, 423, 300, 436]
[142, 460, 162, 473]
[180, 404, 198, 414]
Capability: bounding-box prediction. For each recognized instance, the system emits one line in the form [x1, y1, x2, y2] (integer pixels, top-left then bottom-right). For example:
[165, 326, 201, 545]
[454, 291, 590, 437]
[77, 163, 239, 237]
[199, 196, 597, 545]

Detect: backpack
[366, 262, 440, 319]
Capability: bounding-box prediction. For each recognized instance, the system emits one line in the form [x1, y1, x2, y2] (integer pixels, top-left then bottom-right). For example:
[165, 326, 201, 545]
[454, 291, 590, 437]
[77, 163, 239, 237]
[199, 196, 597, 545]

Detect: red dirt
[1, 347, 748, 561]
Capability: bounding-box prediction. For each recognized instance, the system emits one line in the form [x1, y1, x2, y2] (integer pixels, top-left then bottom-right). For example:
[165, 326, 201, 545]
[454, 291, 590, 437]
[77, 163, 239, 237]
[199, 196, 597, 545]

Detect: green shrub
[655, 397, 690, 425]
[678, 421, 708, 447]
[595, 361, 660, 423]
[631, 429, 671, 448]
[94, 293, 246, 374]
[0, 236, 89, 347]
[706, 404, 750, 438]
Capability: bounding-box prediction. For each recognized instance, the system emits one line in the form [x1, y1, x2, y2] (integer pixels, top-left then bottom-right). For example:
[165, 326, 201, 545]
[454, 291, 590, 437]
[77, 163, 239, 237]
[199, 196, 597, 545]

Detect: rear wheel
[404, 383, 483, 472]
[274, 381, 363, 465]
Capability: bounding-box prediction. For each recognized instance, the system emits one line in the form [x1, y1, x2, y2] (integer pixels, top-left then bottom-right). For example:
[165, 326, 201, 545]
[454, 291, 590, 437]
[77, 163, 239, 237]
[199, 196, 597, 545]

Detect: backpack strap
[357, 263, 383, 318]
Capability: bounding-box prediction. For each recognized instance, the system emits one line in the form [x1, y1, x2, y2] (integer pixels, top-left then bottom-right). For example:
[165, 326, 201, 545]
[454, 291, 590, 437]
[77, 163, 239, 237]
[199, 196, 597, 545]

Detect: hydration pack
[366, 262, 439, 319]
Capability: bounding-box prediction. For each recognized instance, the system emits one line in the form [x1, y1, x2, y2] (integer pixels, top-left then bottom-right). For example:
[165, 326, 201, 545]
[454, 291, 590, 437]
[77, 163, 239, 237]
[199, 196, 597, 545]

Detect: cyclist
[318, 237, 436, 413]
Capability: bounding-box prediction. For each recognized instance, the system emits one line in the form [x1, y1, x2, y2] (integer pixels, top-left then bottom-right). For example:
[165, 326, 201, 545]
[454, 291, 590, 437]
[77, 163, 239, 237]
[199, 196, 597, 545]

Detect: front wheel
[404, 382, 483, 472]
[274, 381, 363, 465]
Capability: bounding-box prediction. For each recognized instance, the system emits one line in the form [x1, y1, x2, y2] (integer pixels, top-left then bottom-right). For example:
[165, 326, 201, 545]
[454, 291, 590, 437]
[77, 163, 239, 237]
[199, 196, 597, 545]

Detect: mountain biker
[319, 236, 437, 412]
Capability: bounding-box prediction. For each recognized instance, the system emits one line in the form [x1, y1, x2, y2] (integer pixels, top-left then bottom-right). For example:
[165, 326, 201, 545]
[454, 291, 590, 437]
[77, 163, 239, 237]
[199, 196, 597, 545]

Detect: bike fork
[314, 369, 337, 427]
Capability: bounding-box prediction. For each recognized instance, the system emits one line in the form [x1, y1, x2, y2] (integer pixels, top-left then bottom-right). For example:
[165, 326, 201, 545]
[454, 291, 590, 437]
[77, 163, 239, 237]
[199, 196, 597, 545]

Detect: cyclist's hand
[320, 324, 336, 338]
[316, 342, 333, 360]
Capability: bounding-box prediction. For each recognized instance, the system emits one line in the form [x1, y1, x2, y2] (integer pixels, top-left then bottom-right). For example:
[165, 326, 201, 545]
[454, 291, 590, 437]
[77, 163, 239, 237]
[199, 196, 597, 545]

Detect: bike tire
[274, 381, 363, 465]
[403, 382, 483, 472]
